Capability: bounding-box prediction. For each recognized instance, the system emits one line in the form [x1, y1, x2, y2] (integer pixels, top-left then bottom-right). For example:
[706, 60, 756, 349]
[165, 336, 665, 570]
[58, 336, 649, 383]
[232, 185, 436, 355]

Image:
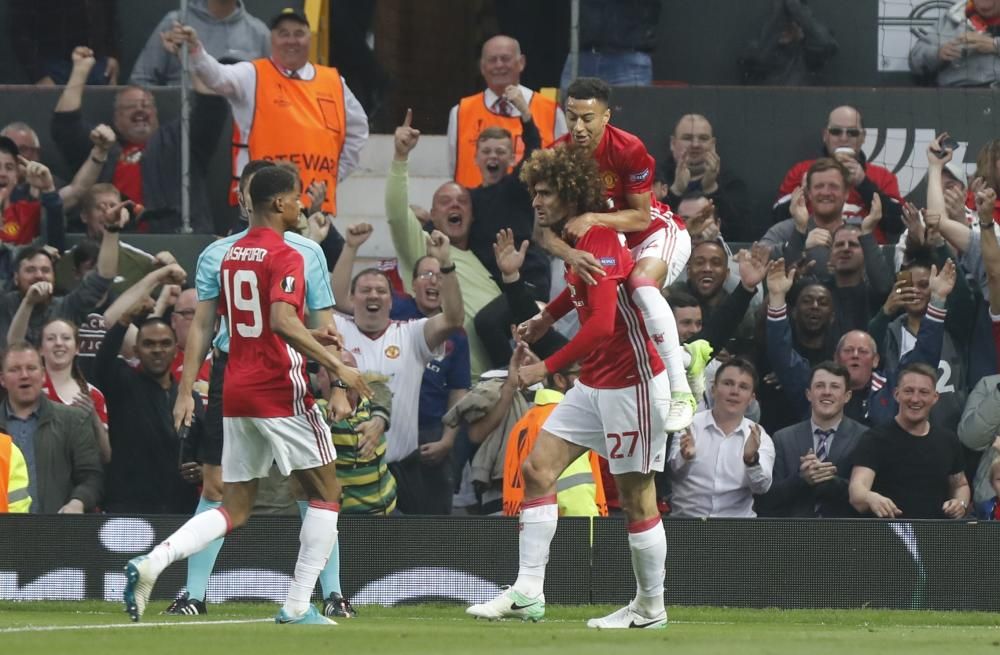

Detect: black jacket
[50, 93, 228, 234]
[95, 322, 202, 513]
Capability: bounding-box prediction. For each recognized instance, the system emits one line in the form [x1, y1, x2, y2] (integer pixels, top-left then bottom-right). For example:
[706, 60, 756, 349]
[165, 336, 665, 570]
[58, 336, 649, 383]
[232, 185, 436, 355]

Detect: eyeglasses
[416, 271, 441, 281]
[839, 346, 872, 357]
[827, 127, 863, 138]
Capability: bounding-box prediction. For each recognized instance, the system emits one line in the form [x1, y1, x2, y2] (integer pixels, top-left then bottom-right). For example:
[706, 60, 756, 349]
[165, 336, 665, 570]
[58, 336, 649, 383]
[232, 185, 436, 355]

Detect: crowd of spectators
[2, 1, 1000, 531]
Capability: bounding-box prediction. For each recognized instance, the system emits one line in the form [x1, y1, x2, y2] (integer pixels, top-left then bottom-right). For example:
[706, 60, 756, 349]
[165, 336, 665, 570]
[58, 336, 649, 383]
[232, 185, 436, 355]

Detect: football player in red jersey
[124, 166, 371, 626]
[467, 145, 669, 629]
[541, 77, 695, 432]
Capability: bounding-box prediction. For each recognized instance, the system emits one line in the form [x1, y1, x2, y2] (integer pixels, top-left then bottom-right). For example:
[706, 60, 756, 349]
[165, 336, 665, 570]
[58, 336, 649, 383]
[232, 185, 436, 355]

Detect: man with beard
[767, 258, 957, 427]
[547, 78, 695, 430]
[668, 240, 757, 353]
[756, 362, 866, 518]
[51, 46, 227, 233]
[467, 144, 672, 629]
[96, 305, 203, 514]
[850, 363, 970, 519]
[465, 97, 561, 367]
[769, 274, 837, 364]
[772, 106, 903, 242]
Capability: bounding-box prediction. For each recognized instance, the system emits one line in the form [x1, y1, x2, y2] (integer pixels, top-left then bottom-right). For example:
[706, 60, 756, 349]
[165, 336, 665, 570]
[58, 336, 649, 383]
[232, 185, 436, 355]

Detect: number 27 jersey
[219, 227, 312, 418]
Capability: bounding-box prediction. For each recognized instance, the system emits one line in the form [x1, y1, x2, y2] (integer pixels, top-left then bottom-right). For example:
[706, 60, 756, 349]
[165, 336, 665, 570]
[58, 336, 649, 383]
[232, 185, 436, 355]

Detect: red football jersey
[775, 158, 903, 243]
[545, 226, 664, 389]
[555, 124, 674, 246]
[219, 227, 312, 418]
[43, 373, 108, 430]
[170, 349, 212, 405]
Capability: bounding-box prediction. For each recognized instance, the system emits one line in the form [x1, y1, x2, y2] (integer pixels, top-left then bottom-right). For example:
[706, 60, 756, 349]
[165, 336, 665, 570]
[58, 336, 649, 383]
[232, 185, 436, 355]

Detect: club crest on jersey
[601, 170, 619, 190]
[281, 276, 296, 293]
[629, 168, 650, 183]
[385, 345, 400, 359]
[599, 257, 616, 266]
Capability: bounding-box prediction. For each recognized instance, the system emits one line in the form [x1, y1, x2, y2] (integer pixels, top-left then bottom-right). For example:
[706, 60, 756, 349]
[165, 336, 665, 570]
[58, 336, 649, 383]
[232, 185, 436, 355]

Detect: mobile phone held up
[933, 136, 960, 159]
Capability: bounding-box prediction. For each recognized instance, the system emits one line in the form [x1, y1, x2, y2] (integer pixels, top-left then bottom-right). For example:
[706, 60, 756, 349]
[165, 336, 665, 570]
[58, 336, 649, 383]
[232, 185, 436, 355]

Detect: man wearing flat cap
[164, 7, 368, 217]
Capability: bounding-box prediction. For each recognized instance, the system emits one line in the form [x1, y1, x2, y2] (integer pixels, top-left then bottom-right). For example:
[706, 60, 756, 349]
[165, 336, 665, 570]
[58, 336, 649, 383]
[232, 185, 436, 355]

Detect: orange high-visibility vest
[231, 59, 347, 214]
[502, 402, 607, 517]
[454, 91, 559, 188]
[0, 433, 11, 512]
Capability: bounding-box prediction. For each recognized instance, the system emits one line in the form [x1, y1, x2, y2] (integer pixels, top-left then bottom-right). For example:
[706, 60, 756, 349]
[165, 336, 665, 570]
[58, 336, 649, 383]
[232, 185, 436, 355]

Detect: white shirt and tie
[668, 410, 775, 518]
[810, 421, 839, 461]
[445, 85, 568, 173]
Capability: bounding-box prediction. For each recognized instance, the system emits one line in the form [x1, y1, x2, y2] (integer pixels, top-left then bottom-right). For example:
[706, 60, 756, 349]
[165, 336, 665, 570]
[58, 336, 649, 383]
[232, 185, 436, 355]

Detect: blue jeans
[560, 50, 653, 91]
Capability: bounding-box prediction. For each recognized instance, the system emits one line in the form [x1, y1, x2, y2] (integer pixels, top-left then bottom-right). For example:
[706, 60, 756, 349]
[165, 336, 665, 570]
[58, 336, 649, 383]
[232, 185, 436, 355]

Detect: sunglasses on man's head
[827, 127, 863, 138]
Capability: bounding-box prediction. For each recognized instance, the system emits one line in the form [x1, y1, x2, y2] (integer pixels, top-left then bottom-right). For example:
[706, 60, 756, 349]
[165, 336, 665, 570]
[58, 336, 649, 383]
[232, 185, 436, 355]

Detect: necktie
[813, 427, 835, 517]
[815, 428, 834, 461]
[287, 69, 300, 79]
[495, 98, 512, 117]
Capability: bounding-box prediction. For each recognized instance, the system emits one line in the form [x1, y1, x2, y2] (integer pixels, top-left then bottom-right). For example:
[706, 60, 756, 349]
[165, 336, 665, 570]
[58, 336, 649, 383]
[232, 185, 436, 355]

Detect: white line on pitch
[1, 619, 271, 633]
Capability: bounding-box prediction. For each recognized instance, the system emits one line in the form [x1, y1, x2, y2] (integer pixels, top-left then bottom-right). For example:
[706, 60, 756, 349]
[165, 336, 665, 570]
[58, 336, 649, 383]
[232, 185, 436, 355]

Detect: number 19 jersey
[219, 227, 312, 418]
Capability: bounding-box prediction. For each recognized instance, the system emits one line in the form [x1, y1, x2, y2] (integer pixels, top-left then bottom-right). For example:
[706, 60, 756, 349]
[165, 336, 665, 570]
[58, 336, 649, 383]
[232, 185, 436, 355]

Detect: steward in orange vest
[502, 388, 607, 517]
[0, 432, 31, 513]
[231, 58, 347, 214]
[454, 90, 559, 189]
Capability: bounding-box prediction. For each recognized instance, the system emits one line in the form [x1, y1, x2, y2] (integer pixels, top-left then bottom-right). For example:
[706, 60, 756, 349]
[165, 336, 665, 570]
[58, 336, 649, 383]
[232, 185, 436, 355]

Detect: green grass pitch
[1, 601, 998, 655]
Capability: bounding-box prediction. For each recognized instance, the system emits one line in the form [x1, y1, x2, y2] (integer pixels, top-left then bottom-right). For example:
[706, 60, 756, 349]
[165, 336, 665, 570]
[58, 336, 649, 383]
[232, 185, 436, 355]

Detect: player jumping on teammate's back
[539, 77, 695, 432]
[467, 144, 669, 629]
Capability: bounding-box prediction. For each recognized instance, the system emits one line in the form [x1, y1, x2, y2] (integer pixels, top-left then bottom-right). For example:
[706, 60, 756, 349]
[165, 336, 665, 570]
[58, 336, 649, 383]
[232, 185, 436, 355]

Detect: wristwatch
[332, 379, 349, 390]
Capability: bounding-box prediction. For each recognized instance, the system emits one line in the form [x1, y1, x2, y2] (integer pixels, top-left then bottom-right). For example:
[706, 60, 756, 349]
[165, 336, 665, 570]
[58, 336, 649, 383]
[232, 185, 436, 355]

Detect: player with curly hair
[467, 143, 670, 630]
[537, 78, 695, 433]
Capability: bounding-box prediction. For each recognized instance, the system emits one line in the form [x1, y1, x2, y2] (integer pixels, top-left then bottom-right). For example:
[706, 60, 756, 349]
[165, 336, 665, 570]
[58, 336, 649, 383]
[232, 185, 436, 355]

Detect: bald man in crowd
[653, 113, 753, 242]
[447, 35, 567, 188]
[772, 105, 903, 243]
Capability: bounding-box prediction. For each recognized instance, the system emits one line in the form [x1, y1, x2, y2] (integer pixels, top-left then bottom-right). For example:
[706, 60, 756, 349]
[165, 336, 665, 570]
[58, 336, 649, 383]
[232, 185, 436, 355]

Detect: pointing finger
[402, 108, 412, 128]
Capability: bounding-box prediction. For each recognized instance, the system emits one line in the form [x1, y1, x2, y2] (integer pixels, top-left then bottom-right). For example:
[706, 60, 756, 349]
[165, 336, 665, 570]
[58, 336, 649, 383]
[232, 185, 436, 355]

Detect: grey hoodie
[129, 0, 270, 86]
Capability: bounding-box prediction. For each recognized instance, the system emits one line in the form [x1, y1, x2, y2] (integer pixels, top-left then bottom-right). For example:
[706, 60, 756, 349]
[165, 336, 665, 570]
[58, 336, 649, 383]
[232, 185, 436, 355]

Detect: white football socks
[283, 503, 340, 616]
[512, 496, 558, 598]
[630, 284, 691, 395]
[147, 507, 231, 577]
[628, 518, 667, 617]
